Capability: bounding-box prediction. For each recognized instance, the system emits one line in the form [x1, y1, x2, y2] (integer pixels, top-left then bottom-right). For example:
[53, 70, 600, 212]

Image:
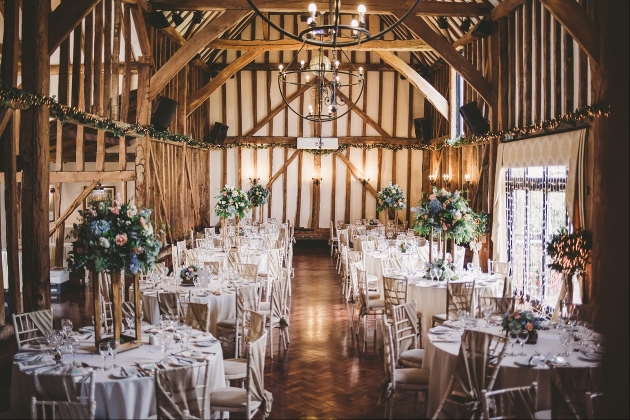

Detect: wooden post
[20, 0, 51, 312]
[135, 57, 150, 207]
[1, 0, 22, 316]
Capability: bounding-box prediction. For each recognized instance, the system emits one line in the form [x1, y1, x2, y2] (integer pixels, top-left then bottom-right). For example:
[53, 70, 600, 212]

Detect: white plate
[170, 357, 193, 366]
[514, 356, 540, 367]
[578, 353, 602, 362]
[79, 326, 95, 333]
[429, 326, 451, 335]
[182, 350, 206, 359]
[14, 353, 38, 361]
[195, 340, 217, 347]
[111, 367, 137, 379]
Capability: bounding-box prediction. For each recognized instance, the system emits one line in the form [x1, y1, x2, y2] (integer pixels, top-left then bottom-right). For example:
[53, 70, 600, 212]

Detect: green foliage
[376, 184, 406, 212]
[214, 185, 251, 219]
[66, 195, 161, 275]
[411, 187, 488, 245]
[247, 182, 270, 207]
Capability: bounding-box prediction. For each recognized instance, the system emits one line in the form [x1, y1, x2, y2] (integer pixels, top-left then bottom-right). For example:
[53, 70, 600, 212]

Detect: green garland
[0, 83, 610, 155]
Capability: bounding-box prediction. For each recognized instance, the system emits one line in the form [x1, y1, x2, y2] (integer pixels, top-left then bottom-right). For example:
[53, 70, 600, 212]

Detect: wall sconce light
[428, 174, 437, 186]
[361, 178, 370, 186]
[463, 173, 471, 189]
[443, 173, 451, 188]
[249, 177, 261, 185]
[49, 188, 55, 194]
[313, 177, 323, 186]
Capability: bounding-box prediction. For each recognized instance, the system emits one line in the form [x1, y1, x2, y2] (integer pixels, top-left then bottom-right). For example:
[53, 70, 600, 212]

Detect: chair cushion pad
[210, 388, 248, 408]
[217, 318, 236, 329]
[394, 367, 430, 385]
[399, 349, 425, 367]
[223, 359, 247, 377]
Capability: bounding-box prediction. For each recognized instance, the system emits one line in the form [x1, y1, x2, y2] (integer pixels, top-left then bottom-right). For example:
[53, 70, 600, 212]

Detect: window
[505, 166, 571, 314]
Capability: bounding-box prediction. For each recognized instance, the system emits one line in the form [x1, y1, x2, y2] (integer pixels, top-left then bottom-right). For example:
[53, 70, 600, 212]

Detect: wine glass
[98, 343, 110, 370]
[467, 262, 474, 272]
[61, 319, 73, 338]
[69, 337, 81, 357]
[482, 306, 493, 328]
[125, 313, 134, 334]
[517, 330, 529, 355]
[559, 327, 573, 357]
[160, 333, 173, 363]
[108, 340, 119, 369]
[507, 330, 519, 356]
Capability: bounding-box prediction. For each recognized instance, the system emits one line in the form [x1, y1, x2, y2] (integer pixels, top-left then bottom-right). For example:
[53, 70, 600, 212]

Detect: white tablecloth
[407, 275, 502, 333]
[140, 283, 236, 336]
[422, 322, 601, 416]
[11, 333, 225, 419]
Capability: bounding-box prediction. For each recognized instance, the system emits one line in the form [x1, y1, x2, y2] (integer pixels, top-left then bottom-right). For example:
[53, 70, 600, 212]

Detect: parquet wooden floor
[38, 240, 424, 419]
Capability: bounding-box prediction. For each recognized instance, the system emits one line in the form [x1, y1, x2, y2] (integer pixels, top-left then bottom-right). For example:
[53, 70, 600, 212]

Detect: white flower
[99, 237, 110, 248]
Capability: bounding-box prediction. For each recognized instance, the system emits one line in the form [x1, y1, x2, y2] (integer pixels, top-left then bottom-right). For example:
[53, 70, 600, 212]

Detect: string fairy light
[0, 83, 611, 155]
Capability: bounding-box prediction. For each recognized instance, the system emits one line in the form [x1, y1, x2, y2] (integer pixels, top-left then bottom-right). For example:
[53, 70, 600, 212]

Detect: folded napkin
[18, 361, 56, 372]
[431, 337, 461, 343]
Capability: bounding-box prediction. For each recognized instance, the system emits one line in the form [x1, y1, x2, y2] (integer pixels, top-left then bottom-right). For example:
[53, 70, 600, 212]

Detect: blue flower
[129, 253, 140, 274]
[88, 220, 110, 238]
[428, 199, 442, 214]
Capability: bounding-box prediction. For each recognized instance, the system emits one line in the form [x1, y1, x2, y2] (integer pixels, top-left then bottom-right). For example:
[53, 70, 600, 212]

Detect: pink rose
[223, 192, 227, 196]
[110, 206, 120, 215]
[429, 194, 436, 200]
[115, 234, 128, 246]
[514, 313, 521, 319]
[455, 211, 462, 220]
[132, 247, 144, 255]
[139, 217, 147, 228]
[525, 323, 533, 331]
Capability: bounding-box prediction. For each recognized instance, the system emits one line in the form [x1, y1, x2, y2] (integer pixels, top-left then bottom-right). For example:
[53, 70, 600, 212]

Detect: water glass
[517, 330, 529, 355]
[507, 330, 519, 356]
[98, 343, 110, 370]
[482, 306, 492, 328]
[108, 340, 119, 368]
[559, 327, 573, 356]
[61, 319, 73, 338]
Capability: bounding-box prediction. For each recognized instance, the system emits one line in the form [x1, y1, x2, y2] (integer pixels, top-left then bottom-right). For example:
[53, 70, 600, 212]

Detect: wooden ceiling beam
[539, 0, 599, 63]
[121, 0, 152, 13]
[149, 1, 492, 16]
[48, 0, 100, 55]
[186, 49, 264, 114]
[373, 50, 449, 118]
[149, 9, 249, 99]
[203, 38, 432, 51]
[399, 14, 492, 104]
[490, 0, 525, 21]
[245, 83, 312, 136]
[224, 136, 421, 146]
[206, 62, 423, 73]
[130, 4, 151, 58]
[335, 91, 390, 137]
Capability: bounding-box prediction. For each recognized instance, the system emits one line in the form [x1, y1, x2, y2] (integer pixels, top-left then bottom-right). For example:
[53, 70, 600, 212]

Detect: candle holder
[442, 174, 451, 188]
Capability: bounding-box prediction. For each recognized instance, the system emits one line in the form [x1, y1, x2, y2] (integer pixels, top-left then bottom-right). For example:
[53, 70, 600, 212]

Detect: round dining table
[10, 331, 225, 419]
[422, 320, 603, 416]
[407, 274, 502, 333]
[139, 281, 237, 337]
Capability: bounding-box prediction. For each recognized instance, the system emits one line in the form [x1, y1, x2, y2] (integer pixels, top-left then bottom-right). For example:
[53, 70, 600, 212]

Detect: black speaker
[459, 102, 490, 135]
[206, 122, 229, 144]
[471, 19, 492, 38]
[413, 117, 431, 142]
[149, 11, 170, 29]
[151, 97, 178, 132]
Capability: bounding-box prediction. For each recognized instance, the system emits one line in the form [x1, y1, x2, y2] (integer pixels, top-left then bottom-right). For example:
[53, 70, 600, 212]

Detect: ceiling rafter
[149, 1, 492, 16]
[149, 9, 249, 99]
[539, 0, 599, 63]
[48, 0, 101, 55]
[374, 50, 449, 118]
[187, 49, 264, 114]
[399, 14, 492, 104]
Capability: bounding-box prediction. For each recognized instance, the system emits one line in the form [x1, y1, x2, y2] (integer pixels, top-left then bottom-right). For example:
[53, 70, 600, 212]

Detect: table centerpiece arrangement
[501, 310, 543, 344]
[67, 193, 161, 351]
[411, 186, 486, 264]
[424, 257, 456, 281]
[246, 179, 270, 223]
[179, 265, 200, 286]
[376, 182, 406, 227]
[214, 185, 252, 250]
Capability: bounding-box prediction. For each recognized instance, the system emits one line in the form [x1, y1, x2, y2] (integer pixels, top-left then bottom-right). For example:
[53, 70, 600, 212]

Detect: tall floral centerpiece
[215, 185, 251, 250]
[376, 183, 406, 227]
[546, 228, 592, 319]
[246, 180, 270, 223]
[67, 194, 161, 351]
[411, 187, 479, 263]
[468, 212, 489, 269]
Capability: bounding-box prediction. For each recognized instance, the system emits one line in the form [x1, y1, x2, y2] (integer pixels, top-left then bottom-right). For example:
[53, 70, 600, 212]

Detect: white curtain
[491, 129, 587, 261]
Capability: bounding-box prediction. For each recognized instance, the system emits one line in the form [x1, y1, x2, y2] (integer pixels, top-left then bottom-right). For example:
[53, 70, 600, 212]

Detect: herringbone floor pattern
[46, 240, 424, 419]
